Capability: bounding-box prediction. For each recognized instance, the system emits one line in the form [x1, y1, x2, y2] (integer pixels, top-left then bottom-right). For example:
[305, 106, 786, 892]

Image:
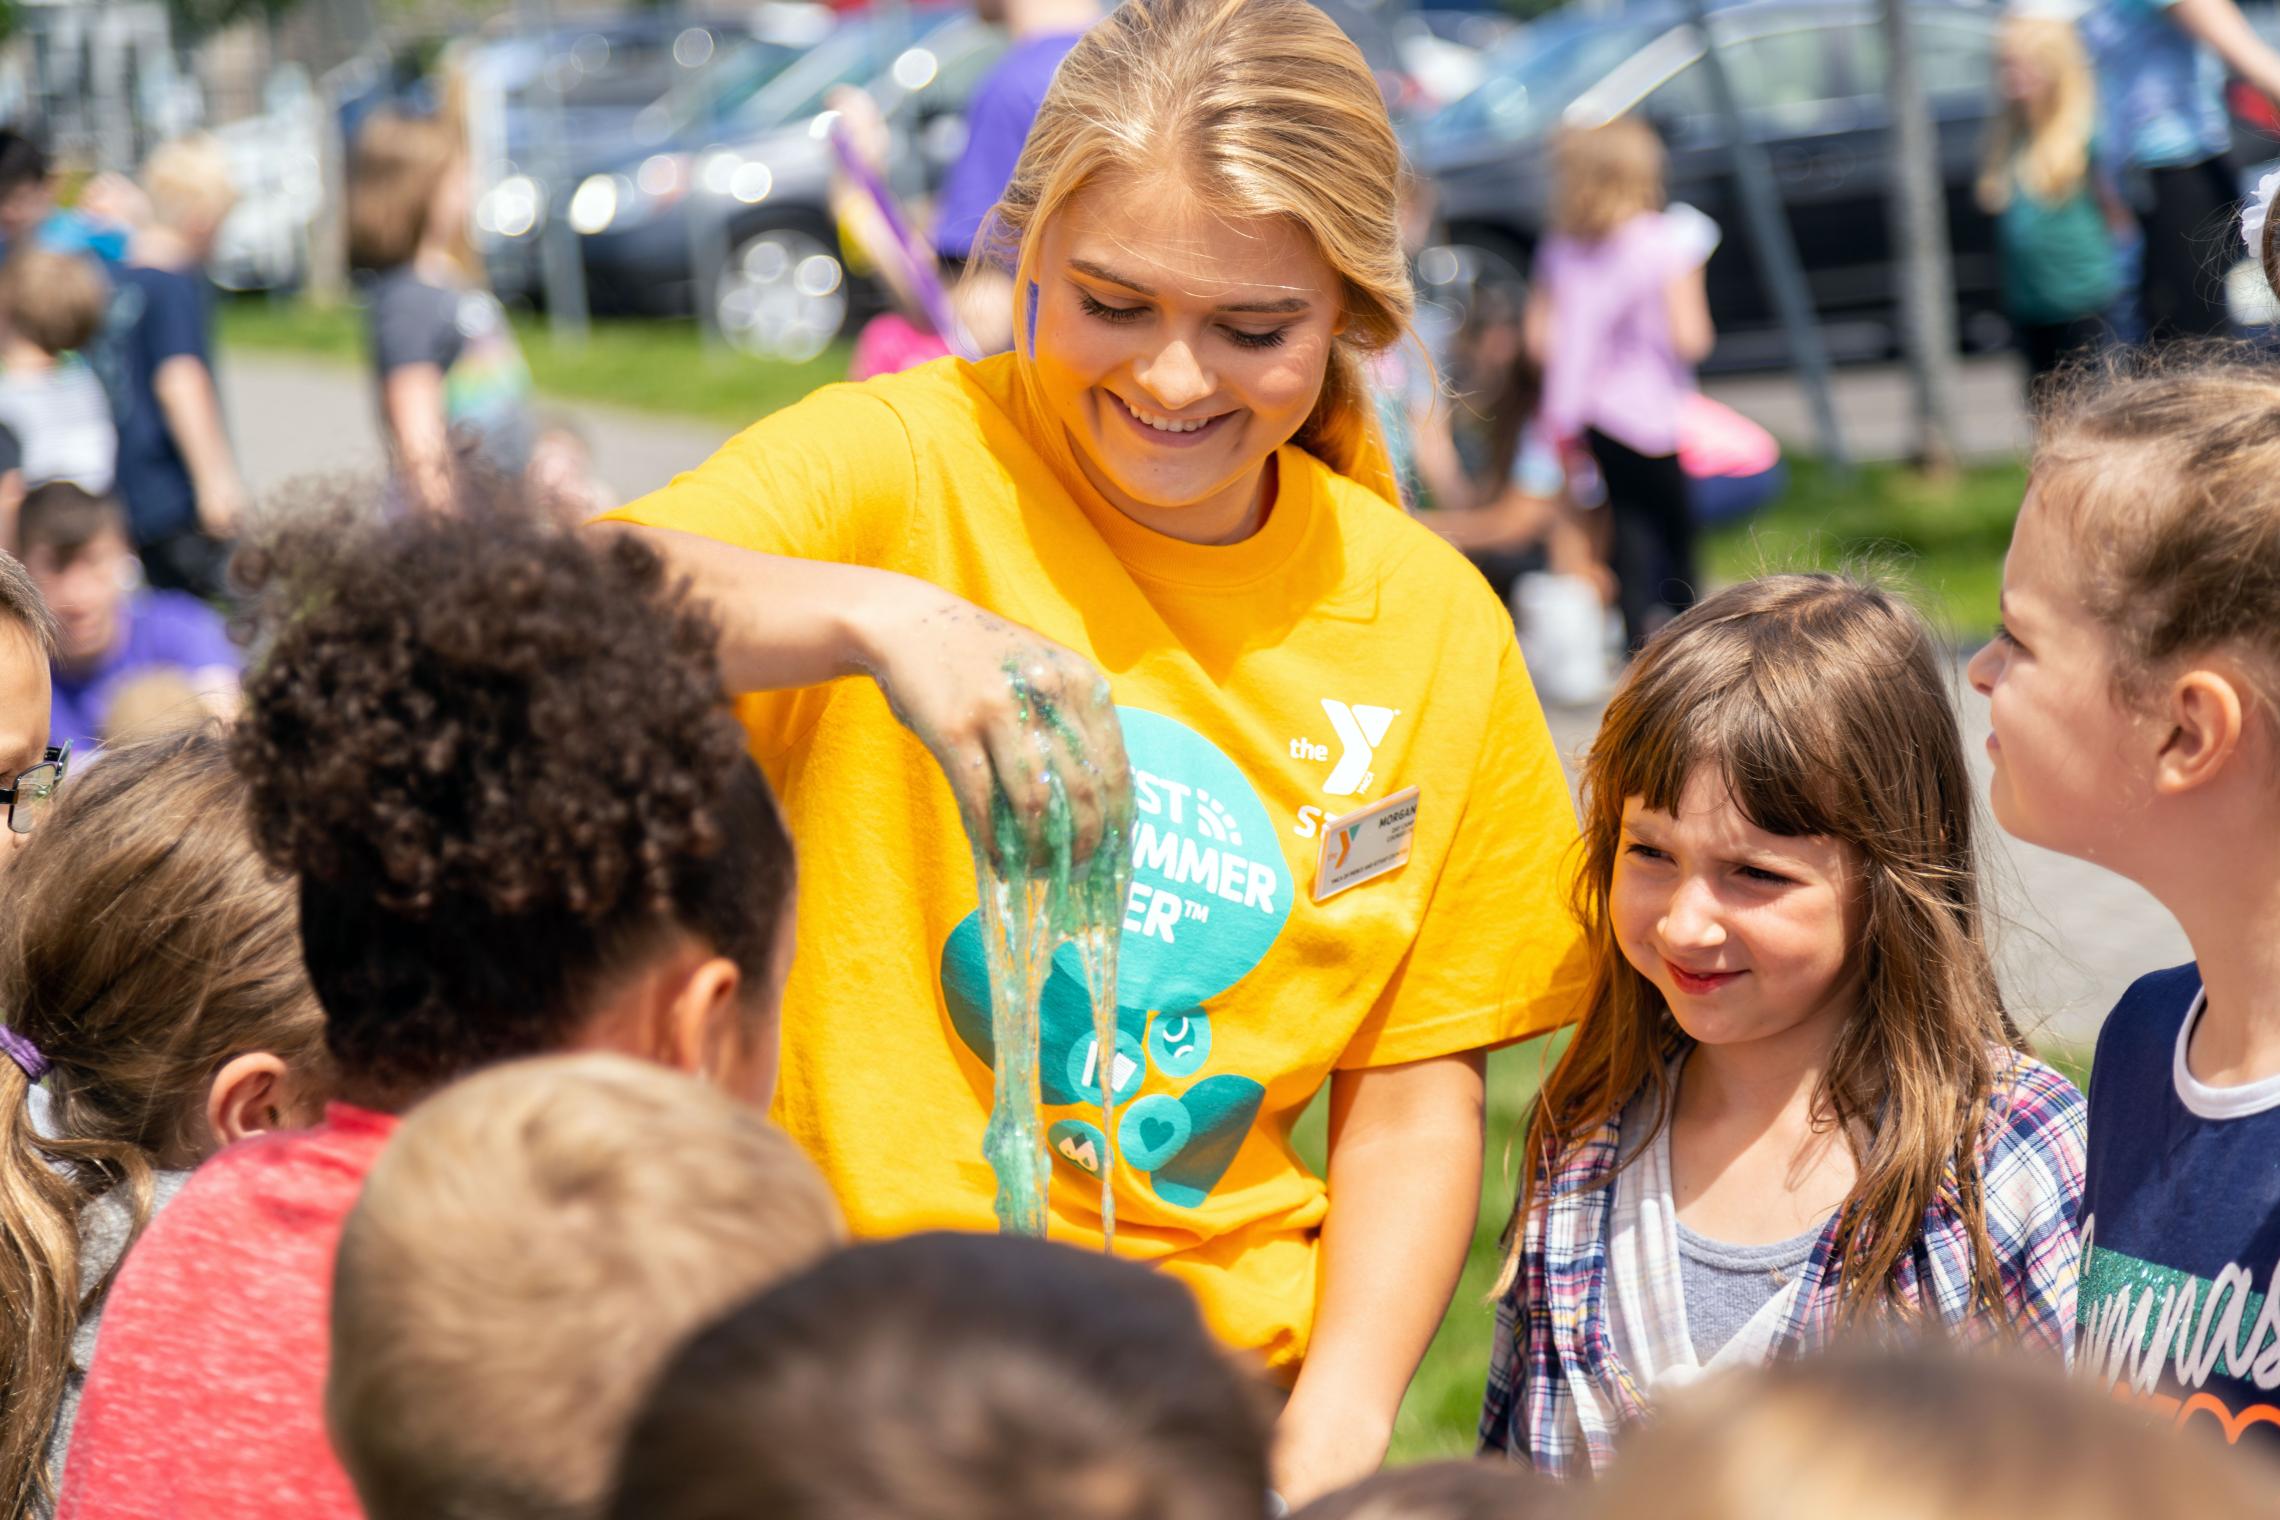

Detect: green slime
[970, 667, 1135, 1245]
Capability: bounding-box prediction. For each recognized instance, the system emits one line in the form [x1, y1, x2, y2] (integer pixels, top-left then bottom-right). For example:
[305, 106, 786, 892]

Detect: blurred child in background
[348, 109, 536, 514]
[1584, 1346, 2279, 1520]
[0, 730, 330, 1518]
[12, 483, 238, 752]
[101, 136, 246, 601]
[1290, 1463, 1553, 1520]
[329, 1054, 843, 1520]
[0, 250, 116, 507]
[609, 1234, 1272, 1520]
[1977, 15, 2121, 397]
[1529, 117, 1713, 649]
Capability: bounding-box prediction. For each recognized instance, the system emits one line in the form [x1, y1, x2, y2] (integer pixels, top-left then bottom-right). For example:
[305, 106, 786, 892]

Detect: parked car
[1416, 0, 2011, 368]
[468, 7, 833, 302]
[556, 4, 1002, 355]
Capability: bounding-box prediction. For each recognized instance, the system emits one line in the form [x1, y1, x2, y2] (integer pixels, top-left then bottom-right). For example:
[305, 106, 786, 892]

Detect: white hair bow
[2245, 167, 2280, 255]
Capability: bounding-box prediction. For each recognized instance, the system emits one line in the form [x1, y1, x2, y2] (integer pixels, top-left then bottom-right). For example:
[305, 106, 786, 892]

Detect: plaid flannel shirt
[1478, 1051, 2087, 1478]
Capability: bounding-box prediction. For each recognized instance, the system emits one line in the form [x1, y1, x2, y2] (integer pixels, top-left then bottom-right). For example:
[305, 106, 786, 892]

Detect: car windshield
[635, 37, 804, 141]
[704, 8, 959, 138]
[1422, 19, 1665, 148]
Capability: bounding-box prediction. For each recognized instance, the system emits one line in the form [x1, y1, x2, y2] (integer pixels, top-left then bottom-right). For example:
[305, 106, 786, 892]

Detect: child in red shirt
[55, 502, 798, 1520]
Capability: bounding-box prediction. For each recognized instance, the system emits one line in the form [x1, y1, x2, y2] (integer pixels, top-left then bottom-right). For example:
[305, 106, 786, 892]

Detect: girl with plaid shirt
[1480, 575, 2085, 1477]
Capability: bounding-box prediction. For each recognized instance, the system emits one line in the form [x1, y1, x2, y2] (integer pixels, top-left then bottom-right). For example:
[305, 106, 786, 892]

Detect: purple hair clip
[0, 1024, 47, 1083]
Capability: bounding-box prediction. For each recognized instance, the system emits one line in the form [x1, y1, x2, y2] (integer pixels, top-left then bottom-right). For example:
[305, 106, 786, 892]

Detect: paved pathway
[1703, 355, 2035, 465]
[221, 350, 731, 508]
[223, 349, 2184, 1048]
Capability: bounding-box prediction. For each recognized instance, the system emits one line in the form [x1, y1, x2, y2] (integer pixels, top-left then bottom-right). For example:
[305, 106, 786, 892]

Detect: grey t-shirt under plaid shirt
[1675, 1217, 1821, 1364]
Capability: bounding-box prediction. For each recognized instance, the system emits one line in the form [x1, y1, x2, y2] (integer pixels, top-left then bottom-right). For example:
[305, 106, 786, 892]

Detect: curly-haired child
[54, 499, 798, 1520]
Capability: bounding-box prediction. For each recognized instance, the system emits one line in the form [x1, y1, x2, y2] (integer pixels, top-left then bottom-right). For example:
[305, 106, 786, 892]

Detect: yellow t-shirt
[607, 354, 1588, 1373]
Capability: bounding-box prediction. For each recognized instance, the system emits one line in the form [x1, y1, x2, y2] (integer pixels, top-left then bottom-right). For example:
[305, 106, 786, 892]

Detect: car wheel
[713, 224, 849, 362]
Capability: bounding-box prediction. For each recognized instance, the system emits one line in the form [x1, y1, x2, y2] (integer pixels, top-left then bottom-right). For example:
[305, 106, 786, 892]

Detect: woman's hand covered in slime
[867, 586, 1132, 873]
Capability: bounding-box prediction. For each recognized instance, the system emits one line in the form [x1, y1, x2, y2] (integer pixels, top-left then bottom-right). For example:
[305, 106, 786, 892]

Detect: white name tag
[1312, 786, 1420, 903]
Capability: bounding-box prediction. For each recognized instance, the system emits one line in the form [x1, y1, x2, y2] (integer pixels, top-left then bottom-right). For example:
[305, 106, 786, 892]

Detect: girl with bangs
[603, 0, 1590, 1501]
[1480, 574, 2086, 1478]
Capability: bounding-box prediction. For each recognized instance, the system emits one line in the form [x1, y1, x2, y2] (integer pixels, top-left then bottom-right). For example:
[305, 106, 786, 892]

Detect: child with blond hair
[0, 249, 115, 504]
[101, 135, 245, 600]
[1970, 347, 2280, 1454]
[328, 1053, 843, 1520]
[1528, 117, 1714, 648]
[349, 110, 536, 514]
[1976, 15, 2120, 394]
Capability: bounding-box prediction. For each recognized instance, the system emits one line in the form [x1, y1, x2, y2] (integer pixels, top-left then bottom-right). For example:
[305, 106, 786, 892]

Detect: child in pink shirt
[1528, 117, 1716, 650]
[56, 503, 799, 1519]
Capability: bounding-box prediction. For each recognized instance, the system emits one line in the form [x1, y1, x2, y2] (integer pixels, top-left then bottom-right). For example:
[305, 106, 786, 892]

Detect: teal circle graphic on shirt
[937, 707, 1290, 1209]
[1118, 1094, 1194, 1173]
[1064, 1029, 1148, 1107]
[1148, 1008, 1212, 1079]
[1116, 708, 1291, 1003]
[1049, 1119, 1109, 1177]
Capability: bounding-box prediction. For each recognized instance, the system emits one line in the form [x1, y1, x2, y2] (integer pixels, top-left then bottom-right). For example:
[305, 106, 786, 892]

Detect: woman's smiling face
[1029, 175, 1346, 544]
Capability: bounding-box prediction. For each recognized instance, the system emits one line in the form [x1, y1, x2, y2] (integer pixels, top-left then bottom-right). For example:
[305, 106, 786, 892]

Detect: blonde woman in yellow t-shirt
[601, 0, 1588, 1500]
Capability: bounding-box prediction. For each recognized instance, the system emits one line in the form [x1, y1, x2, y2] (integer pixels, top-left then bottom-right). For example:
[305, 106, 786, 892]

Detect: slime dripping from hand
[971, 663, 1135, 1243]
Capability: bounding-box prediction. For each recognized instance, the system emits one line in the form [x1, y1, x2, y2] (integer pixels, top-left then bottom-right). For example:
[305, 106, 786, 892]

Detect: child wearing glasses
[0, 544, 54, 868]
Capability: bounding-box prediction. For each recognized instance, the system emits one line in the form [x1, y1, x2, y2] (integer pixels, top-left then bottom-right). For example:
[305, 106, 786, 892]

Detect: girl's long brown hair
[0, 729, 329, 1517]
[1498, 575, 2025, 1326]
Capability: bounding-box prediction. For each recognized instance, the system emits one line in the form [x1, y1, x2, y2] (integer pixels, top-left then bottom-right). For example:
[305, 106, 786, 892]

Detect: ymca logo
[1287, 699, 1399, 797]
[1329, 821, 1363, 868]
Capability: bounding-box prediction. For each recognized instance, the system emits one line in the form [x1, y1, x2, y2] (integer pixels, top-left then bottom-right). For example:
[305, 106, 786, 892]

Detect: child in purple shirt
[13, 482, 237, 750]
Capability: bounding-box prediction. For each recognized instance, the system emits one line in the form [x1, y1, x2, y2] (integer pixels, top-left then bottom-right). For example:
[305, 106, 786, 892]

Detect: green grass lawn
[1703, 457, 2029, 642]
[1289, 1037, 1562, 1465]
[216, 295, 850, 432]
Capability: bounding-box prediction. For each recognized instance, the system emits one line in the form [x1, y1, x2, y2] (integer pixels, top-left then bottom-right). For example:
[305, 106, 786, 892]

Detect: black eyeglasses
[0, 740, 70, 835]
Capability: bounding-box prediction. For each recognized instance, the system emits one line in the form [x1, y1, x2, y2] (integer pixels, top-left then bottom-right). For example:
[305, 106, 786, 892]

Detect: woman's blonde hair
[1586, 1345, 2280, 1520]
[988, 0, 1411, 502]
[1497, 575, 2024, 1326]
[348, 109, 462, 274]
[1977, 17, 2097, 212]
[0, 728, 330, 1516]
[1550, 117, 1665, 242]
